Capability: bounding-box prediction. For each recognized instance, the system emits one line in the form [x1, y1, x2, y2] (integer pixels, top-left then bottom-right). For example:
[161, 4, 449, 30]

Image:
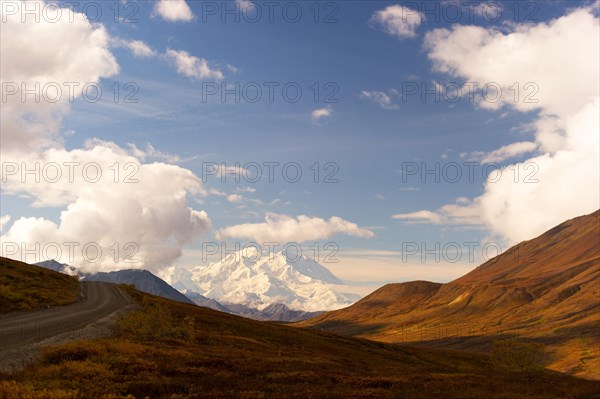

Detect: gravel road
[0, 281, 138, 371]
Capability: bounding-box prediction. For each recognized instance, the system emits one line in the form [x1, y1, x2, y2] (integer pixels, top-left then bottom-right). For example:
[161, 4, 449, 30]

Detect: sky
[1, 0, 599, 296]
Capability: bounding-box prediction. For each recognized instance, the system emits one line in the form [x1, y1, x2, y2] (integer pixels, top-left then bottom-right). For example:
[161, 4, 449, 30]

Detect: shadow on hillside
[306, 319, 389, 336]
[401, 320, 600, 353]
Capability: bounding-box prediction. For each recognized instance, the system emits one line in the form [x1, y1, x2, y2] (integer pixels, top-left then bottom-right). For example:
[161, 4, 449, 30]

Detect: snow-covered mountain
[160, 249, 359, 312]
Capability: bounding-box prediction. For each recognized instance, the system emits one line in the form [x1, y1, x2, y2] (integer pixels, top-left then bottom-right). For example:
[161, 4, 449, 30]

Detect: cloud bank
[217, 213, 374, 243]
[0, 1, 210, 272]
[396, 8, 599, 243]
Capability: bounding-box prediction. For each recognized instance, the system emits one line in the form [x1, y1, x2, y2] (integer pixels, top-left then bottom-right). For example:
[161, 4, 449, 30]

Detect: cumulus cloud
[127, 143, 181, 163]
[370, 5, 424, 39]
[424, 9, 598, 117]
[393, 199, 482, 226]
[0, 0, 119, 153]
[393, 210, 443, 224]
[165, 49, 224, 80]
[217, 213, 374, 243]
[470, 1, 504, 18]
[153, 0, 194, 22]
[117, 39, 157, 58]
[360, 90, 399, 110]
[0, 215, 11, 232]
[311, 107, 332, 122]
[467, 141, 539, 163]
[111, 41, 224, 81]
[0, 1, 211, 272]
[0, 140, 212, 272]
[226, 194, 244, 204]
[402, 8, 599, 242]
[235, 0, 255, 10]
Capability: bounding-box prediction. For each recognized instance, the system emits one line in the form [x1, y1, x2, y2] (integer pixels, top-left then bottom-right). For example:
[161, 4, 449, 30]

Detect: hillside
[300, 210, 600, 379]
[0, 257, 79, 314]
[2, 284, 599, 398]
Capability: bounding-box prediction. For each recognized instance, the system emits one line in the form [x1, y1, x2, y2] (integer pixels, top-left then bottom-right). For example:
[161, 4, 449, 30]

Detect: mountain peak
[164, 252, 355, 312]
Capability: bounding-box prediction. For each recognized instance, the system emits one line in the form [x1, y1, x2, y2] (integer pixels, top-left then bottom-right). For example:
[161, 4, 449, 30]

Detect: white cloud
[0, 0, 119, 153]
[370, 5, 424, 39]
[0, 215, 11, 232]
[217, 213, 374, 243]
[226, 194, 244, 204]
[235, 0, 255, 10]
[360, 90, 398, 110]
[165, 49, 224, 80]
[393, 201, 483, 226]
[407, 8, 600, 242]
[0, 140, 212, 272]
[471, 1, 503, 18]
[0, 1, 211, 272]
[424, 9, 598, 117]
[153, 0, 194, 22]
[392, 210, 444, 224]
[119, 39, 157, 58]
[468, 141, 538, 163]
[127, 143, 180, 163]
[311, 107, 332, 122]
[236, 186, 256, 193]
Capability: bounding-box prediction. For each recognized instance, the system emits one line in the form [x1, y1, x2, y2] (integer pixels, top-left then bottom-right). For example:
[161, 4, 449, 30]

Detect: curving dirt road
[0, 282, 137, 370]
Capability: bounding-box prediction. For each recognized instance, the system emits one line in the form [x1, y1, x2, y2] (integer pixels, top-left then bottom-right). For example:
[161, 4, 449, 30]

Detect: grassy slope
[1, 287, 599, 399]
[299, 210, 600, 379]
[0, 257, 79, 314]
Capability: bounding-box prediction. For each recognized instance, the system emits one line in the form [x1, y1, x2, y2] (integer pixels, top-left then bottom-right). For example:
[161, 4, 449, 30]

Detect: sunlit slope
[3, 286, 599, 398]
[300, 210, 600, 379]
[0, 257, 79, 314]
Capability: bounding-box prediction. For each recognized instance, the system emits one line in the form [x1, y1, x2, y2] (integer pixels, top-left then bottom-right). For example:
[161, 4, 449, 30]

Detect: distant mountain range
[300, 210, 600, 379]
[35, 250, 350, 322]
[223, 303, 324, 323]
[160, 248, 359, 312]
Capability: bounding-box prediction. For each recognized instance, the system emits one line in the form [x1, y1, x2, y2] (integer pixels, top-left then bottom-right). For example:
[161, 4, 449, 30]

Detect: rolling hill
[0, 257, 79, 314]
[300, 210, 600, 379]
[2, 267, 599, 398]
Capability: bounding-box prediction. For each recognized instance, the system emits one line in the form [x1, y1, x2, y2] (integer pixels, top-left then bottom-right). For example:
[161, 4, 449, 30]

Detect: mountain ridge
[300, 210, 600, 379]
[161, 249, 359, 312]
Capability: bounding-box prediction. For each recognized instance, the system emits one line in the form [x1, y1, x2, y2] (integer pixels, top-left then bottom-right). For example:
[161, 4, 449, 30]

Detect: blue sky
[1, 0, 599, 295]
